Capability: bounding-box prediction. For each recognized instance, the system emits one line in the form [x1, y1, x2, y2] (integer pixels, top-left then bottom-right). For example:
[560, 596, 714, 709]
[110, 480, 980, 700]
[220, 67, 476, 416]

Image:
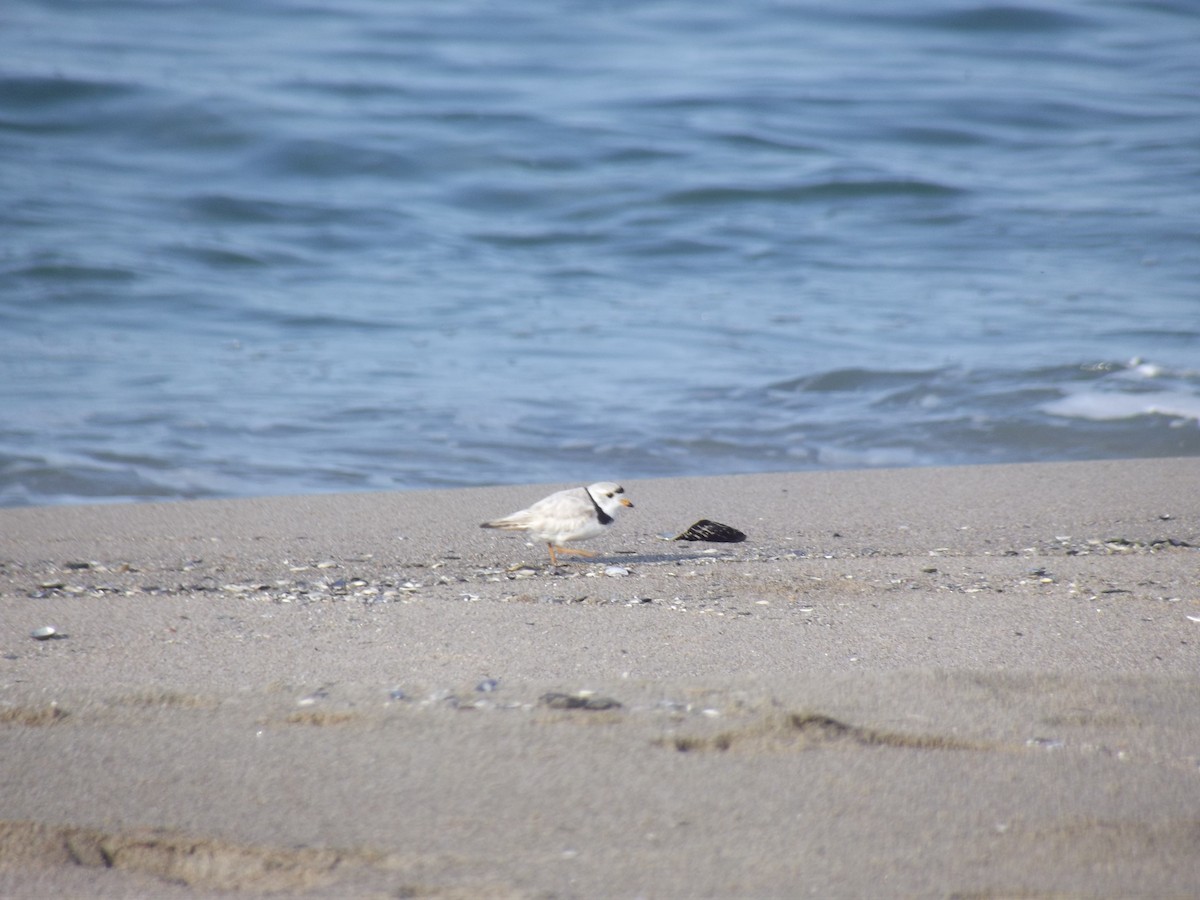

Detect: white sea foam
[1042, 391, 1200, 425]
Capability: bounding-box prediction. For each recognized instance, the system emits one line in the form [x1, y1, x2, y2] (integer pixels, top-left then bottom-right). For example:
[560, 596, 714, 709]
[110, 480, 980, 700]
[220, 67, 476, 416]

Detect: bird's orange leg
[547, 545, 596, 565]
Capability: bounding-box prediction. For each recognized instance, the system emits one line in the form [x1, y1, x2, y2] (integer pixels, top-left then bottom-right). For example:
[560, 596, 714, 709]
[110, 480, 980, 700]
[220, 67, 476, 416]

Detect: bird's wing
[483, 488, 585, 531]
[529, 488, 590, 519]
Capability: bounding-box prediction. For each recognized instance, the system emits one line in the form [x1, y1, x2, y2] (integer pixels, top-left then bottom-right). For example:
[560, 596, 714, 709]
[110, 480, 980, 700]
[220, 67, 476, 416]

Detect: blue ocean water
[2, 1, 1198, 506]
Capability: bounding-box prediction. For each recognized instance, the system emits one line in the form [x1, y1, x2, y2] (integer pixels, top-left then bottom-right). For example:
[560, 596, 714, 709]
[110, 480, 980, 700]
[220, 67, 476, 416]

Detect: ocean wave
[3, 0, 1198, 505]
[1042, 391, 1200, 424]
[1041, 359, 1200, 425]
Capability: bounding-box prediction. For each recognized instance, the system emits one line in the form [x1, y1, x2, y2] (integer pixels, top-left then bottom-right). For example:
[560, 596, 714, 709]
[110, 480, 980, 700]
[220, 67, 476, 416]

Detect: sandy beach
[1, 458, 1198, 898]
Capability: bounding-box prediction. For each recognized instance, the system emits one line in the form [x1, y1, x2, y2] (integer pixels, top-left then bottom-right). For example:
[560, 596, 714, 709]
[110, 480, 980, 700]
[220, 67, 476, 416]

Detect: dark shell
[673, 519, 747, 543]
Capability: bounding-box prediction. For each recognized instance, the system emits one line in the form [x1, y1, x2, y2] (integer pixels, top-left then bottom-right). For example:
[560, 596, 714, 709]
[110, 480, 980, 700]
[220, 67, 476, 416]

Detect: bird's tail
[480, 517, 524, 530]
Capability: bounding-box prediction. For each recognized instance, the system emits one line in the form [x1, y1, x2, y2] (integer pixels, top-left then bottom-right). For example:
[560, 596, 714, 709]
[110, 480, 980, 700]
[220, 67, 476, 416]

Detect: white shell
[30, 626, 58, 640]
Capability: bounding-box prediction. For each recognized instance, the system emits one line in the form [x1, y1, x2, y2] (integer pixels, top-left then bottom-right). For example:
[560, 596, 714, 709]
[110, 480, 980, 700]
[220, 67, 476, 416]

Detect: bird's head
[588, 482, 634, 516]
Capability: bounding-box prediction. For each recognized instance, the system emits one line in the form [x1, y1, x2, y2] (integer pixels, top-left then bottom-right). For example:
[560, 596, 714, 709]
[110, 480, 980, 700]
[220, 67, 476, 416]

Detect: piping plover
[480, 482, 634, 565]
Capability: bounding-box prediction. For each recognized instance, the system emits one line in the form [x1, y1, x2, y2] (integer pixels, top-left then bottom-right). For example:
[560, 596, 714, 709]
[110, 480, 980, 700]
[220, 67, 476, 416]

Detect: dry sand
[1, 458, 1198, 898]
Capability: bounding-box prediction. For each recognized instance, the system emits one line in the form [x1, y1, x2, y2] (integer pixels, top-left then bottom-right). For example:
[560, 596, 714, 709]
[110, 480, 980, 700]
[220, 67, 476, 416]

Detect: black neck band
[583, 486, 613, 525]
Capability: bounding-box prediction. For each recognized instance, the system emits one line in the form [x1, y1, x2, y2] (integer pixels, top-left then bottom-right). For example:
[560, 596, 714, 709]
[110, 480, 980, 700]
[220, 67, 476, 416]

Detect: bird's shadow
[589, 547, 741, 567]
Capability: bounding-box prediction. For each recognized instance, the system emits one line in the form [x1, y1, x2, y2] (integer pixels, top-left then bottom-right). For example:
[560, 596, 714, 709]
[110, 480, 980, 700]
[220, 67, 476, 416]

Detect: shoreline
[2, 458, 1199, 897]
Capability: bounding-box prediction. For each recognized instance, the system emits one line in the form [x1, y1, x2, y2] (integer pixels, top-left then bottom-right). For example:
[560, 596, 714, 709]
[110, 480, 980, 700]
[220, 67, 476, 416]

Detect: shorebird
[481, 482, 634, 564]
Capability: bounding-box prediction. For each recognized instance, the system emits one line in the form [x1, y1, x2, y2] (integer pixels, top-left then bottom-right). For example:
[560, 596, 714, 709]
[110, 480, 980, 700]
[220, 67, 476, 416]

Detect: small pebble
[540, 692, 622, 711]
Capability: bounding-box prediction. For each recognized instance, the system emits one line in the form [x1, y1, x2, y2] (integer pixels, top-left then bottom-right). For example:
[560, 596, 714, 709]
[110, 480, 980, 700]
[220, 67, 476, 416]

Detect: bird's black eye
[605, 492, 613, 498]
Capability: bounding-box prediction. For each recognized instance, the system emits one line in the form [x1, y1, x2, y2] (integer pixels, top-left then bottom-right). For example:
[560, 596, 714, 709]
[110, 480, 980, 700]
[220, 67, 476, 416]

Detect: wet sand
[2, 458, 1198, 898]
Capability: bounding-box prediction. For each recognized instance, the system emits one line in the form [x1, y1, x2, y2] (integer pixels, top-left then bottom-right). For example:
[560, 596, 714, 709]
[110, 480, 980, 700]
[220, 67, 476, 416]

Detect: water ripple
[2, 0, 1198, 504]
